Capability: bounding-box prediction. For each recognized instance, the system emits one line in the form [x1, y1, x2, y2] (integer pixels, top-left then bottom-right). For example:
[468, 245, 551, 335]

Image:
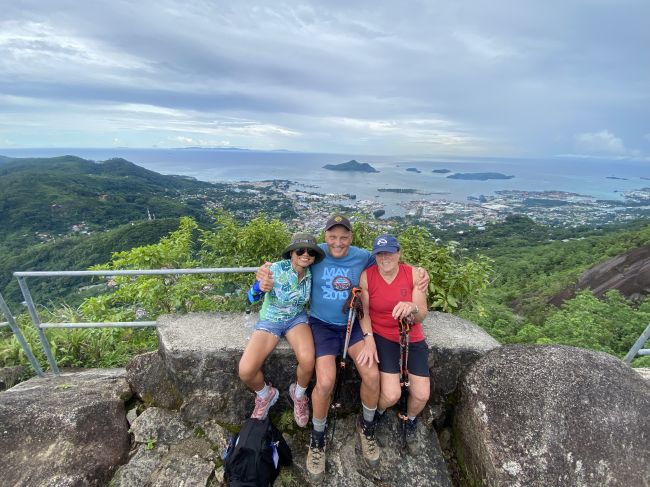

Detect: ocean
[2, 148, 649, 215]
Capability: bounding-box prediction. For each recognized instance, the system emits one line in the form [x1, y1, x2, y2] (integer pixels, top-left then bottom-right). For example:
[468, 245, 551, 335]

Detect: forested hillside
[1, 157, 648, 376]
[0, 155, 297, 304]
[0, 155, 296, 251]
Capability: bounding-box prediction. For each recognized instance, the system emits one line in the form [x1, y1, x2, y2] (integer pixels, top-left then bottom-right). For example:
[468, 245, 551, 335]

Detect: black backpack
[223, 417, 292, 486]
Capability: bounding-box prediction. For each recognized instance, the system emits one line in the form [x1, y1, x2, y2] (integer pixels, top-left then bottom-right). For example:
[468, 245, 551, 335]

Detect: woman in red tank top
[359, 234, 430, 451]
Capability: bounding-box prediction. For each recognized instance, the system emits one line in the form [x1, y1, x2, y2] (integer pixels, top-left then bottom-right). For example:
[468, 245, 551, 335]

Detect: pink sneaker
[251, 385, 279, 420]
[289, 382, 310, 427]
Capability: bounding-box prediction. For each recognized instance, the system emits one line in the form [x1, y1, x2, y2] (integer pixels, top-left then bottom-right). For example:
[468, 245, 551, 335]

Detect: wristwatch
[412, 304, 419, 315]
[363, 331, 373, 337]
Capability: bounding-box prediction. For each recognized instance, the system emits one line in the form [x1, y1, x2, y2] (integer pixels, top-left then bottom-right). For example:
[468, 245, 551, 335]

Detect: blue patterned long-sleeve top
[259, 259, 311, 322]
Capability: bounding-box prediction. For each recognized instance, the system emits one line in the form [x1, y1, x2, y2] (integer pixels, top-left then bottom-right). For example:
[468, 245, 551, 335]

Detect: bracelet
[412, 304, 419, 315]
[363, 331, 373, 337]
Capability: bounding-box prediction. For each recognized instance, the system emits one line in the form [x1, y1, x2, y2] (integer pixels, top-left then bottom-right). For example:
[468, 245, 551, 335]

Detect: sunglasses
[295, 248, 318, 257]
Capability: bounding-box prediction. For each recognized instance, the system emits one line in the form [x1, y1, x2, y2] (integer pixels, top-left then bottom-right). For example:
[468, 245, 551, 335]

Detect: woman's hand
[414, 267, 430, 293]
[355, 335, 379, 368]
[392, 301, 418, 321]
[255, 262, 274, 292]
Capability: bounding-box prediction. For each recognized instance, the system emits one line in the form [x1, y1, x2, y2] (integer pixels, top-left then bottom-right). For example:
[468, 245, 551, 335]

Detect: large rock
[454, 345, 650, 486]
[551, 245, 650, 305]
[111, 407, 216, 486]
[126, 351, 183, 409]
[0, 368, 132, 486]
[0, 365, 26, 390]
[275, 413, 452, 486]
[425, 312, 500, 424]
[144, 312, 498, 425]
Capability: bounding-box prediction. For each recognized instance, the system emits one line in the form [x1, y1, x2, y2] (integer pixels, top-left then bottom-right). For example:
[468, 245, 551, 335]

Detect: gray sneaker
[306, 429, 326, 480]
[356, 415, 380, 466]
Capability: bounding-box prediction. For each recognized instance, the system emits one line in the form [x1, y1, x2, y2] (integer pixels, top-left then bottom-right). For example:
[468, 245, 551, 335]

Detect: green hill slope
[0, 219, 182, 307]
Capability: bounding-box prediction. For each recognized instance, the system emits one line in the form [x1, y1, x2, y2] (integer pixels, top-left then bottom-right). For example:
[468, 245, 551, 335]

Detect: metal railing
[623, 322, 650, 364]
[0, 292, 45, 377]
[13, 267, 257, 376]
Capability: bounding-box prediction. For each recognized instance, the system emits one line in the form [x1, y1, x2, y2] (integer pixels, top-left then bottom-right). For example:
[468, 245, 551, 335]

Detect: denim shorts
[374, 333, 430, 377]
[254, 311, 309, 338]
[310, 316, 364, 358]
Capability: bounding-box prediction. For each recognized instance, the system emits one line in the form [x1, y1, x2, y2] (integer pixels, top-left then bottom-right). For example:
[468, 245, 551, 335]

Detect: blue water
[2, 148, 649, 209]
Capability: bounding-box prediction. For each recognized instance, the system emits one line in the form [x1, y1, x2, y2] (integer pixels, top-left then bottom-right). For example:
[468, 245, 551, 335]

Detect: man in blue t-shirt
[257, 215, 428, 479]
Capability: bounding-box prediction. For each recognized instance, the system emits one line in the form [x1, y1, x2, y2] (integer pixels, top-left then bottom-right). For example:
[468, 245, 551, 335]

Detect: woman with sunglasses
[239, 233, 325, 427]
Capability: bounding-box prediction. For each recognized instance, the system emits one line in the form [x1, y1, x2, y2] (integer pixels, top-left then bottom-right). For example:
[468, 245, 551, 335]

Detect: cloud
[0, 0, 648, 156]
[573, 130, 628, 155]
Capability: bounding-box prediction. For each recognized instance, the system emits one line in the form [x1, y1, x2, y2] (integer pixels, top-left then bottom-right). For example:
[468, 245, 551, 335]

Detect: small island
[377, 188, 418, 193]
[447, 172, 514, 181]
[606, 176, 629, 181]
[406, 167, 421, 173]
[323, 160, 379, 173]
[432, 169, 451, 174]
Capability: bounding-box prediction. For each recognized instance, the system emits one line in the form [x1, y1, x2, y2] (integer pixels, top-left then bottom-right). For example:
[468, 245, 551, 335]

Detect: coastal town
[228, 179, 650, 234]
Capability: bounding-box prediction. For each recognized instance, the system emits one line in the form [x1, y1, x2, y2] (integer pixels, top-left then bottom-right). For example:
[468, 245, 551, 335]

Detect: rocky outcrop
[550, 245, 650, 305]
[0, 312, 499, 486]
[146, 312, 499, 426]
[282, 414, 452, 486]
[111, 407, 216, 486]
[126, 351, 183, 409]
[426, 312, 500, 426]
[454, 345, 650, 486]
[0, 364, 25, 390]
[0, 368, 132, 486]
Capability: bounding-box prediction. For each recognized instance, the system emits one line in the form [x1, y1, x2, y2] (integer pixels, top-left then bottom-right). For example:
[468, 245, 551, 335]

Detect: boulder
[425, 312, 500, 424]
[130, 407, 193, 444]
[454, 345, 650, 486]
[144, 312, 498, 425]
[275, 413, 452, 486]
[636, 367, 650, 382]
[550, 245, 650, 305]
[126, 351, 182, 409]
[0, 365, 26, 391]
[0, 368, 132, 486]
[111, 408, 216, 486]
[110, 441, 215, 487]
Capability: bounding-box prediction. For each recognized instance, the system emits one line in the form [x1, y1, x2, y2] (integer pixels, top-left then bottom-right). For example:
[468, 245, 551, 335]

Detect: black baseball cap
[324, 214, 352, 231]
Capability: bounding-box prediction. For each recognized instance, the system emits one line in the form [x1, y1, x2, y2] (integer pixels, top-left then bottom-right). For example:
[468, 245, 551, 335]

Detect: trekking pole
[397, 315, 413, 451]
[330, 287, 362, 442]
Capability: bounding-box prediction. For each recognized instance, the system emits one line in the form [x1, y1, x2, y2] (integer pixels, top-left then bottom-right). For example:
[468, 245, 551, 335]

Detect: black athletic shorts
[374, 333, 430, 377]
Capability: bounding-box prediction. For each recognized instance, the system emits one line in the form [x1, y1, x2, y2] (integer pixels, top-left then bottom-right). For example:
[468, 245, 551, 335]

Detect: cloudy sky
[1, 0, 648, 158]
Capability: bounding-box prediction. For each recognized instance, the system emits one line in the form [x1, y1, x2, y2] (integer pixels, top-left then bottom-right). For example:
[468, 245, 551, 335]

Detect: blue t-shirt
[309, 244, 373, 326]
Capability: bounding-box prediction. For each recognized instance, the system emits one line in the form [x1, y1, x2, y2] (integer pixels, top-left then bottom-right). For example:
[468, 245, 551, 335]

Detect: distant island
[447, 172, 514, 181]
[432, 169, 451, 174]
[606, 176, 629, 181]
[406, 167, 421, 173]
[323, 160, 379, 173]
[377, 188, 418, 193]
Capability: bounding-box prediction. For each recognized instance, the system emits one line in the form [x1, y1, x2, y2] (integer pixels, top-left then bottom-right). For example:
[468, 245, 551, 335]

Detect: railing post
[0, 292, 44, 377]
[623, 322, 650, 364]
[16, 277, 59, 375]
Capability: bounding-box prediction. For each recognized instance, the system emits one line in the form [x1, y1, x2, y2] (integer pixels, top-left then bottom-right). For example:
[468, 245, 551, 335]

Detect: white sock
[362, 402, 377, 423]
[295, 383, 307, 399]
[255, 383, 270, 399]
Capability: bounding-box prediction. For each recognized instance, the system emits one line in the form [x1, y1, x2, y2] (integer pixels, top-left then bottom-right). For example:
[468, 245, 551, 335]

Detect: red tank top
[366, 263, 424, 343]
